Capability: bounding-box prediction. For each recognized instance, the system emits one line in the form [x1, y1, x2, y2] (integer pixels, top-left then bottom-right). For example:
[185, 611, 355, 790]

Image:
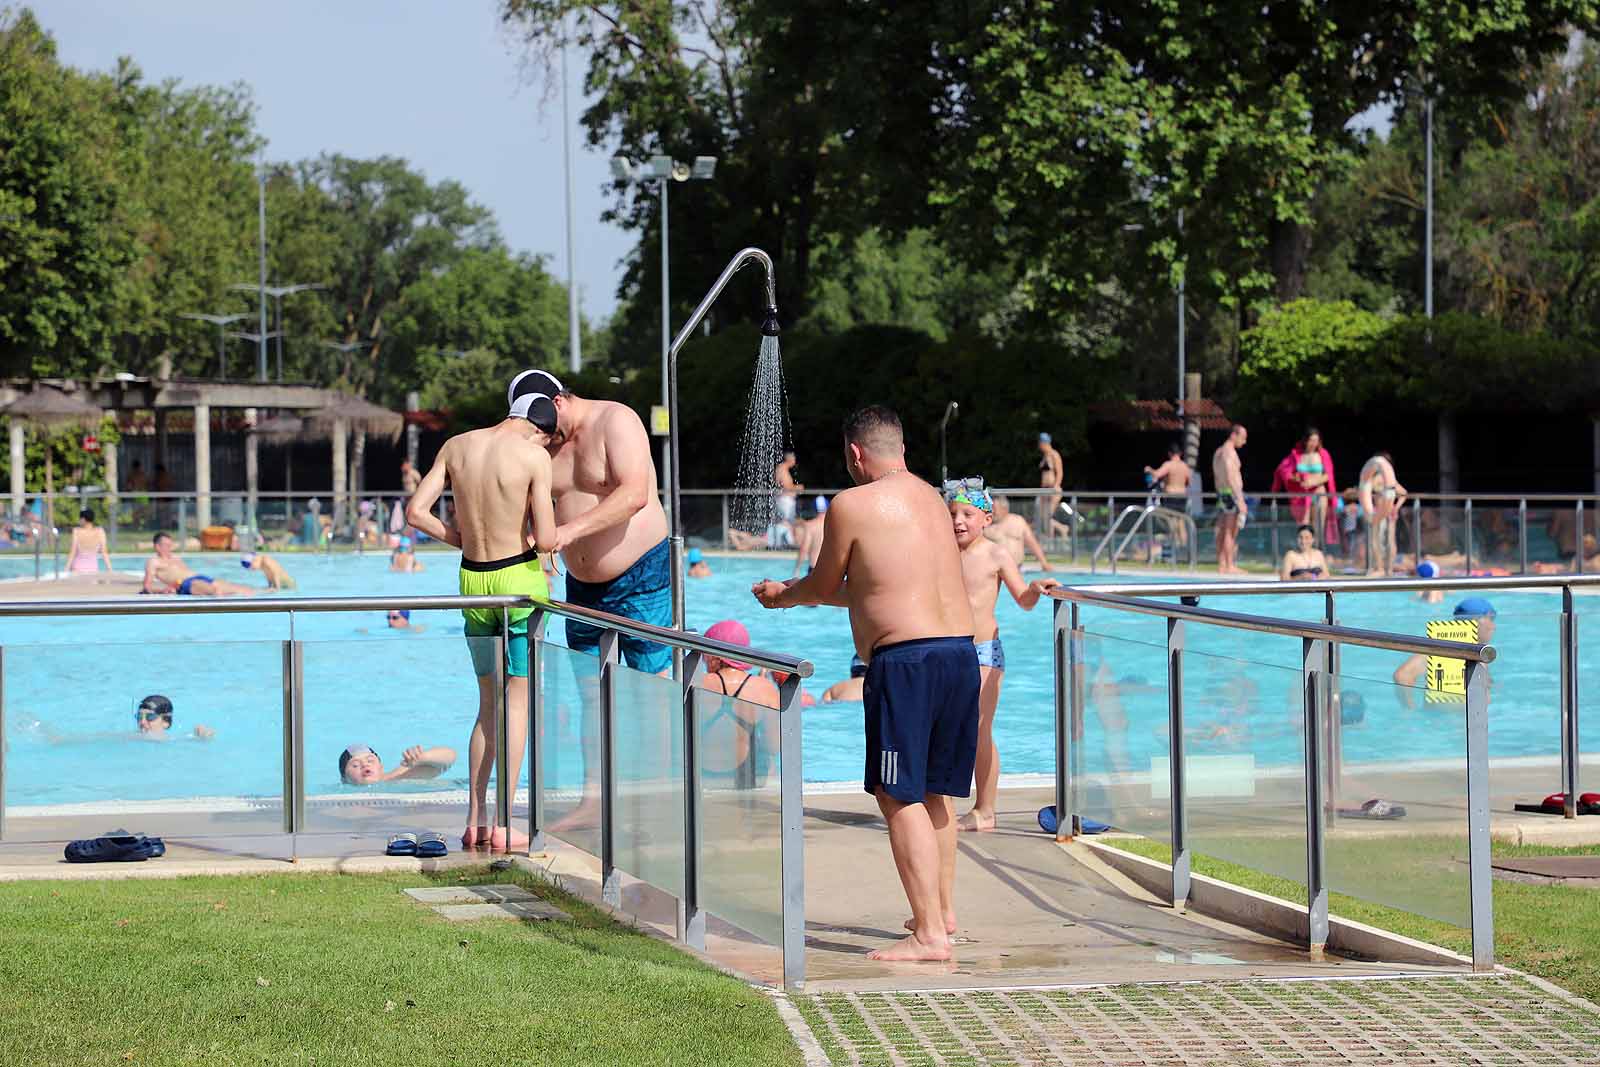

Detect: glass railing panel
[1070, 630, 1172, 841]
[1580, 613, 1599, 801]
[612, 666, 685, 898]
[1524, 505, 1581, 571]
[1467, 504, 1522, 572]
[695, 687, 782, 945]
[1325, 653, 1472, 926]
[540, 642, 602, 857]
[299, 634, 488, 845]
[1178, 639, 1308, 886]
[2, 640, 283, 843]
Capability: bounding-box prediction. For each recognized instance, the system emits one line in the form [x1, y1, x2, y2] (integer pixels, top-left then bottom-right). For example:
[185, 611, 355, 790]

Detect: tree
[0, 10, 136, 378]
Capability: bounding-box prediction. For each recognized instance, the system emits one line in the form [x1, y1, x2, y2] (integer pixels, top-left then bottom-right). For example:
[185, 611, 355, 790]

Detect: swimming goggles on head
[942, 476, 993, 513]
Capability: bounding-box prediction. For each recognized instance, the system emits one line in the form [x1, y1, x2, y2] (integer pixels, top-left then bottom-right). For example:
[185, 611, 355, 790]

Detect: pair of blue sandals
[385, 832, 449, 859]
[64, 830, 166, 863]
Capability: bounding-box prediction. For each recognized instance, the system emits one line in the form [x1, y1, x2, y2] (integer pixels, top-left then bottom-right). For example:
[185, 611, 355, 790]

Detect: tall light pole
[940, 401, 959, 484]
[611, 153, 718, 531]
[233, 283, 326, 381]
[561, 20, 582, 374]
[180, 312, 249, 378]
[257, 157, 269, 382]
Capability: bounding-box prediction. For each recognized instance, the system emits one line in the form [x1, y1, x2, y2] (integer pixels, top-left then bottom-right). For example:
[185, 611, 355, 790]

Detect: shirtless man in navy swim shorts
[754, 405, 978, 962]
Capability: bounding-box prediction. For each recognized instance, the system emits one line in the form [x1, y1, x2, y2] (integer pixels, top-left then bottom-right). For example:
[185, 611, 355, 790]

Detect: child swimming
[944, 478, 1058, 832]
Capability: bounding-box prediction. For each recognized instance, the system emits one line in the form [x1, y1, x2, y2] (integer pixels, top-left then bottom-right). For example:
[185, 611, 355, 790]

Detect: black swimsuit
[706, 672, 768, 789]
[1289, 566, 1324, 578]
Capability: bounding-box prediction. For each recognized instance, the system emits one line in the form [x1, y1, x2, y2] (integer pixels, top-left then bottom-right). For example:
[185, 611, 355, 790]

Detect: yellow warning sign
[650, 405, 670, 436]
[1424, 618, 1479, 704]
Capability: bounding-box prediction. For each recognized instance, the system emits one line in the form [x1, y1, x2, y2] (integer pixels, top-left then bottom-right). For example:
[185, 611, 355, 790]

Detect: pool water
[2, 553, 1596, 809]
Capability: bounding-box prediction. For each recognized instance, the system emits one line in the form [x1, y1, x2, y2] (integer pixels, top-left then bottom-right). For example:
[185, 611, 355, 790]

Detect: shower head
[760, 306, 780, 337]
[670, 247, 779, 360]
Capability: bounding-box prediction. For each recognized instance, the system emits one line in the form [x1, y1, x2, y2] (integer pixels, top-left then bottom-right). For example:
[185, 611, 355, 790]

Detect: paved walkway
[791, 975, 1600, 1066]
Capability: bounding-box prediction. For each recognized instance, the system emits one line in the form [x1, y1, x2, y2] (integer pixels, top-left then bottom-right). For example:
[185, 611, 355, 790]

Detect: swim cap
[686, 548, 704, 564]
[1416, 560, 1439, 579]
[1039, 432, 1052, 444]
[398, 536, 413, 550]
[943, 476, 993, 513]
[849, 654, 867, 679]
[137, 694, 173, 721]
[815, 495, 828, 514]
[339, 744, 377, 783]
[240, 553, 256, 570]
[1454, 597, 1496, 619]
[390, 609, 411, 622]
[705, 619, 752, 671]
[507, 370, 561, 433]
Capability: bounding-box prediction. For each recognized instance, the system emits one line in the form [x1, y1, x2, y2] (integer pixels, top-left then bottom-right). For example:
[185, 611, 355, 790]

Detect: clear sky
[30, 0, 632, 322]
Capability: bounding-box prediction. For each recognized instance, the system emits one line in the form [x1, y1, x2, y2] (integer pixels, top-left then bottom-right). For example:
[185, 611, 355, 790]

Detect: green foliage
[1238, 299, 1599, 418]
[0, 11, 136, 377]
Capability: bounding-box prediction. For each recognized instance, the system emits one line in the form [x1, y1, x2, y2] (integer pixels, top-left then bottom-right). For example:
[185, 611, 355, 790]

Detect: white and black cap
[506, 369, 561, 433]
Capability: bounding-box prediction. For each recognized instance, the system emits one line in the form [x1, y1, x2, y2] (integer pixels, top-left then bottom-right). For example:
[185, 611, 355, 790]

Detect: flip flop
[1337, 798, 1407, 820]
[385, 833, 418, 857]
[415, 832, 448, 859]
[1036, 806, 1113, 835]
[1514, 792, 1600, 816]
[63, 834, 157, 863]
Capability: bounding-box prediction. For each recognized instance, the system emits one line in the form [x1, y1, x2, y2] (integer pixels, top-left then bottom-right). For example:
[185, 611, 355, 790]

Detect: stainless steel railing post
[1411, 497, 1422, 568]
[598, 629, 621, 907]
[1302, 636, 1329, 954]
[1270, 499, 1280, 564]
[1519, 499, 1528, 575]
[1069, 494, 1078, 563]
[776, 669, 807, 989]
[1578, 500, 1586, 575]
[1562, 587, 1579, 819]
[1464, 498, 1474, 573]
[681, 650, 706, 948]
[1069, 602, 1084, 838]
[281, 638, 304, 857]
[528, 609, 547, 851]
[1324, 592, 1341, 815]
[720, 492, 729, 550]
[495, 607, 511, 840]
[1464, 658, 1494, 971]
[1166, 616, 1189, 908]
[1053, 598, 1070, 841]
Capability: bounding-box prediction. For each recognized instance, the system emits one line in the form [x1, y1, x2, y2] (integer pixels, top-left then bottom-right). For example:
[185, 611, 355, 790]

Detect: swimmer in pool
[820, 655, 868, 703]
[390, 537, 425, 573]
[1279, 525, 1327, 581]
[338, 743, 458, 785]
[134, 694, 215, 741]
[142, 532, 257, 596]
[687, 547, 712, 578]
[1414, 559, 1446, 603]
[1393, 598, 1496, 708]
[241, 551, 295, 590]
[945, 477, 1059, 832]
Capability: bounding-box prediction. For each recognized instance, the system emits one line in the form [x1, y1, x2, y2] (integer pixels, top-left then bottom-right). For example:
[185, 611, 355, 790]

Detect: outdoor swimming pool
[2, 552, 1596, 811]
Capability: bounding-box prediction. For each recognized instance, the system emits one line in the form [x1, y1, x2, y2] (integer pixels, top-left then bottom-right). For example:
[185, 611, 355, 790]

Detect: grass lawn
[0, 865, 800, 1067]
[1098, 835, 1600, 1003]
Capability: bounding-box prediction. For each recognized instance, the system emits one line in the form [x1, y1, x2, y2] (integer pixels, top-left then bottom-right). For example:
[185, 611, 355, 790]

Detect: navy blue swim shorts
[862, 636, 980, 803]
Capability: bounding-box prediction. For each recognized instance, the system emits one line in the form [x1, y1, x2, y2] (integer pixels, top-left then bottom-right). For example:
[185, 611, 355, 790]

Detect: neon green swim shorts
[458, 547, 549, 677]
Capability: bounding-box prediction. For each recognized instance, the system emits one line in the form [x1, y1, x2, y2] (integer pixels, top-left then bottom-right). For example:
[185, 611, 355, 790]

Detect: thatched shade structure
[250, 414, 309, 442]
[308, 394, 402, 530]
[2, 386, 104, 501]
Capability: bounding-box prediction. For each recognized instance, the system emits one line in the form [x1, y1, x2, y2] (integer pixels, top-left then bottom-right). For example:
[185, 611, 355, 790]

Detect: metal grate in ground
[792, 976, 1600, 1066]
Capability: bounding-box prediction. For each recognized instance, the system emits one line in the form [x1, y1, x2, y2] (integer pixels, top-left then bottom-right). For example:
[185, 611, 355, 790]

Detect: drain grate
[794, 976, 1600, 1066]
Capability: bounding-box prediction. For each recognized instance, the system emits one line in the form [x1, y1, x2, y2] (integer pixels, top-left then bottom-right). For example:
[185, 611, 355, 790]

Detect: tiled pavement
[792, 975, 1600, 1066]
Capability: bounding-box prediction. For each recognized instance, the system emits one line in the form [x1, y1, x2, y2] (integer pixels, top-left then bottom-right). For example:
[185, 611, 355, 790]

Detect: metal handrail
[1051, 586, 1495, 662]
[1113, 505, 1197, 574]
[0, 593, 814, 677]
[1065, 574, 1600, 598]
[1091, 506, 1144, 572]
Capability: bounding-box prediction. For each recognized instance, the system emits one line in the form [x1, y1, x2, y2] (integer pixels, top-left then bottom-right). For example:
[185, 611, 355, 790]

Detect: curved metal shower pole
[666, 247, 778, 634]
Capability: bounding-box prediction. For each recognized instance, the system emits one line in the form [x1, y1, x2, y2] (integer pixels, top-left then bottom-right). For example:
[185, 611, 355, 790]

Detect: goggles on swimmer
[942, 476, 993, 514]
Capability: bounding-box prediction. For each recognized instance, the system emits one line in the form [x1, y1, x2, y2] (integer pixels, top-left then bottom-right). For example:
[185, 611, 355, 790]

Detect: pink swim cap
[704, 619, 752, 671]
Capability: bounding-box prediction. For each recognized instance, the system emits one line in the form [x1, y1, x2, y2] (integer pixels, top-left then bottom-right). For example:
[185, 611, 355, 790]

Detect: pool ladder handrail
[1091, 499, 1197, 574]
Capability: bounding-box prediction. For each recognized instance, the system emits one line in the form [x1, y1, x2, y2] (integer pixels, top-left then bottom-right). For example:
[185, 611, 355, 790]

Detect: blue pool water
[2, 553, 1596, 808]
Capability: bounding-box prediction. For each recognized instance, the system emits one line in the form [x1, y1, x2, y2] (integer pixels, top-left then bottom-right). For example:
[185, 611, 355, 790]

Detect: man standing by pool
[754, 405, 978, 962]
[510, 370, 672, 831]
[406, 371, 559, 850]
[1212, 424, 1248, 575]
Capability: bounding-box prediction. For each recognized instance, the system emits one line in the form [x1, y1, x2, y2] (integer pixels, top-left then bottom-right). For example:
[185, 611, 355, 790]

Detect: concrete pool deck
[4, 782, 1585, 993]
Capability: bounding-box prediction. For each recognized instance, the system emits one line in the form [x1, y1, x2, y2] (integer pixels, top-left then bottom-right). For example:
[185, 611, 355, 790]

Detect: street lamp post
[610, 153, 718, 536]
[940, 401, 959, 484]
[233, 282, 326, 381]
[180, 313, 249, 378]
